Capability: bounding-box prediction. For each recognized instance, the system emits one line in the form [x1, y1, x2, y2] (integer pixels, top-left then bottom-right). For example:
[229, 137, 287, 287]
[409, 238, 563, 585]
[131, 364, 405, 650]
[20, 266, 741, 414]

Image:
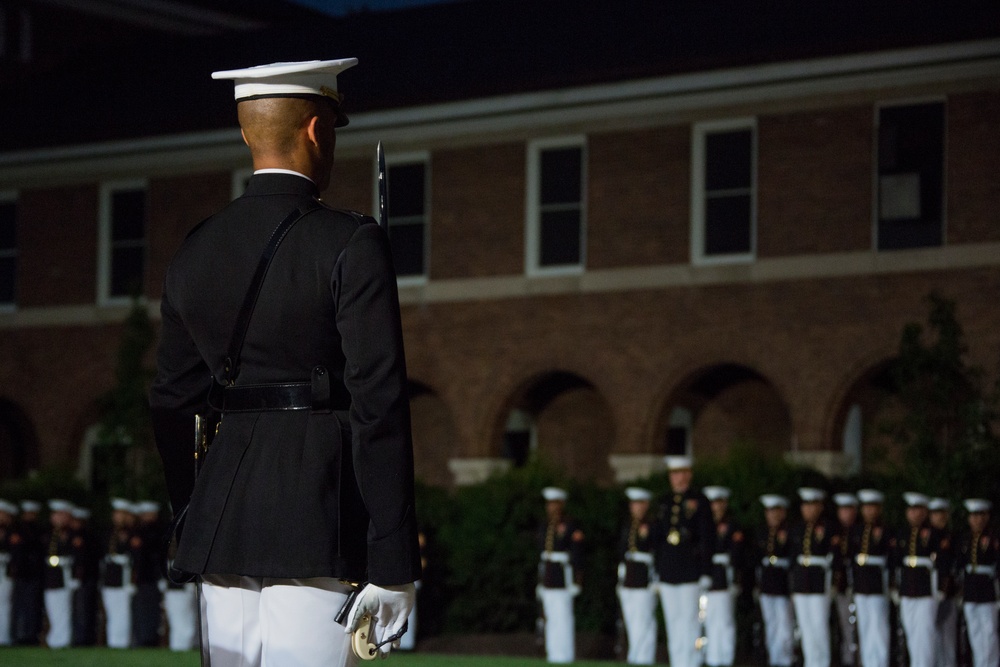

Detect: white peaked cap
[760, 494, 789, 509]
[833, 493, 858, 507]
[964, 498, 992, 513]
[0, 499, 18, 515]
[664, 455, 693, 471]
[48, 499, 75, 513]
[71, 507, 91, 520]
[903, 492, 930, 507]
[928, 497, 951, 512]
[20, 500, 41, 513]
[703, 486, 731, 501]
[798, 487, 826, 503]
[136, 500, 161, 514]
[542, 487, 567, 502]
[111, 497, 135, 513]
[857, 489, 885, 505]
[625, 487, 651, 501]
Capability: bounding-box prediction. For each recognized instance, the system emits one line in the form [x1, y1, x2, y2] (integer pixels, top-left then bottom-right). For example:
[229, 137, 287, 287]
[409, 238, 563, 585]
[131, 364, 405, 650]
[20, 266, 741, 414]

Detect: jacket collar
[243, 172, 320, 199]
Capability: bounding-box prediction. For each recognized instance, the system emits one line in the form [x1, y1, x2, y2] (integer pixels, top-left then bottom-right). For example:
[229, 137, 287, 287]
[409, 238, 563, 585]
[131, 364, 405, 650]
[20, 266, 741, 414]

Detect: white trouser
[0, 573, 12, 646]
[964, 602, 1000, 667]
[658, 582, 701, 667]
[854, 594, 889, 667]
[102, 586, 133, 648]
[705, 589, 736, 666]
[164, 584, 199, 651]
[201, 575, 356, 667]
[792, 593, 830, 667]
[617, 586, 657, 665]
[900, 596, 938, 667]
[540, 587, 575, 664]
[398, 580, 420, 651]
[760, 594, 794, 667]
[935, 597, 957, 667]
[44, 587, 74, 648]
[834, 594, 856, 665]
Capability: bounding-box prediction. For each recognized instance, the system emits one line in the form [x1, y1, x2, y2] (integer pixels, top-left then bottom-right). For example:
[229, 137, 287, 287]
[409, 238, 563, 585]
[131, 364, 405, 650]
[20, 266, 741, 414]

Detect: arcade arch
[829, 359, 906, 473]
[0, 398, 39, 482]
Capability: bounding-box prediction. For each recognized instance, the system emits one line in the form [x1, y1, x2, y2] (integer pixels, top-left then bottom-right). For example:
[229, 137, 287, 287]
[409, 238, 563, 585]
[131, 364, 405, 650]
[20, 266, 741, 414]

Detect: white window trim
[525, 135, 587, 277]
[871, 97, 948, 252]
[231, 167, 253, 200]
[0, 189, 17, 313]
[97, 178, 148, 307]
[690, 117, 758, 266]
[373, 150, 431, 286]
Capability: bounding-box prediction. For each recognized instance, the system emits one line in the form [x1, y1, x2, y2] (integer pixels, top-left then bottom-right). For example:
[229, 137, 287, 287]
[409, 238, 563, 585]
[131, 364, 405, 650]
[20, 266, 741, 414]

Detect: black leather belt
[209, 366, 350, 413]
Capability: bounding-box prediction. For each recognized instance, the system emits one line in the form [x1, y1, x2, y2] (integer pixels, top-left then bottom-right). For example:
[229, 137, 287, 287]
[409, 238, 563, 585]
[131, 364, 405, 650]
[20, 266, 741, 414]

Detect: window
[383, 157, 429, 280]
[691, 119, 757, 264]
[876, 102, 945, 250]
[0, 194, 16, 309]
[99, 181, 148, 304]
[527, 137, 586, 274]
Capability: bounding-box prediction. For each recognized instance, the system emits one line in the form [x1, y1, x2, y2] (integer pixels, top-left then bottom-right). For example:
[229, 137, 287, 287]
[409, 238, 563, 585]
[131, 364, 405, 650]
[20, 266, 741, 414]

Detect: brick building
[1, 1, 999, 489]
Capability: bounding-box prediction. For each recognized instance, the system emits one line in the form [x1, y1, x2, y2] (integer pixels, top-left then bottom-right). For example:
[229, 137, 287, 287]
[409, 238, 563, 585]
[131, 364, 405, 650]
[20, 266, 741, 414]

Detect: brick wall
[947, 90, 1000, 245]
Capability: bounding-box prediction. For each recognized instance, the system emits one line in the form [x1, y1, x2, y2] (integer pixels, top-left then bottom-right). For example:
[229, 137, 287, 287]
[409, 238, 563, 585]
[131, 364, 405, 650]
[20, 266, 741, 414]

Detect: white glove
[698, 575, 712, 592]
[344, 582, 416, 655]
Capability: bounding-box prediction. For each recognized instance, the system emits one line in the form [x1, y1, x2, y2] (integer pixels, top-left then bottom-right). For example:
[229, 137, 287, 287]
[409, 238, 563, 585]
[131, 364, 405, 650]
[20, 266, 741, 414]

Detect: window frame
[690, 117, 758, 266]
[525, 135, 588, 277]
[373, 150, 431, 286]
[97, 179, 149, 306]
[872, 98, 948, 252]
[0, 190, 17, 312]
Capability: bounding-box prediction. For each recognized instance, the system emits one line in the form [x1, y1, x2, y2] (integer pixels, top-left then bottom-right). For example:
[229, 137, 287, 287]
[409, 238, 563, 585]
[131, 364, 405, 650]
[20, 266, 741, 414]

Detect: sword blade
[377, 141, 388, 232]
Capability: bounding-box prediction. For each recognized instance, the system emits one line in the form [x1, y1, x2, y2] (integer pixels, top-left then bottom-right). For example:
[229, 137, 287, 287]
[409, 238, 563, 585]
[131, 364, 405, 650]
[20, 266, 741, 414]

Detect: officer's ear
[305, 115, 321, 148]
[241, 129, 249, 147]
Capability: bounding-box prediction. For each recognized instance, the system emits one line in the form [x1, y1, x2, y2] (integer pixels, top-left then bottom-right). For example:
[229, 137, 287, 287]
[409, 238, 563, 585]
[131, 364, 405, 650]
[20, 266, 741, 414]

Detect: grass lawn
[0, 648, 622, 666]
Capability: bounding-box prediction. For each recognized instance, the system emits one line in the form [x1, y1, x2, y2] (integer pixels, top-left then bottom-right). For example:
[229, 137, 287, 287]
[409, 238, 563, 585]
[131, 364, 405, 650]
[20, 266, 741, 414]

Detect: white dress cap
[964, 498, 992, 514]
[111, 497, 135, 513]
[0, 499, 18, 515]
[136, 501, 161, 515]
[212, 59, 358, 126]
[833, 493, 858, 507]
[903, 492, 930, 507]
[20, 500, 41, 513]
[857, 489, 885, 505]
[542, 487, 567, 502]
[798, 487, 826, 503]
[703, 486, 731, 501]
[664, 455, 693, 471]
[48, 499, 75, 513]
[71, 507, 91, 520]
[928, 497, 951, 512]
[760, 494, 789, 509]
[625, 487, 651, 502]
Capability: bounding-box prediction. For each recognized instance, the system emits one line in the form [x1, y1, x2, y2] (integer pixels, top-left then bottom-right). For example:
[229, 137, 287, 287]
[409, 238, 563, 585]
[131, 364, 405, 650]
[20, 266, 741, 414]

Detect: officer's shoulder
[313, 201, 378, 228]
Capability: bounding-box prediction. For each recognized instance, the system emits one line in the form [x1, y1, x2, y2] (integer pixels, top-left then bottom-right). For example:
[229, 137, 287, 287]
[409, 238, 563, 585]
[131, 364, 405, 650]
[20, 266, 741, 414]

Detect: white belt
[106, 554, 130, 566]
[855, 554, 887, 567]
[48, 554, 75, 569]
[0, 553, 10, 565]
[625, 551, 654, 565]
[797, 554, 832, 569]
[542, 551, 569, 564]
[762, 556, 790, 569]
[903, 556, 934, 569]
[712, 553, 731, 566]
[967, 564, 997, 576]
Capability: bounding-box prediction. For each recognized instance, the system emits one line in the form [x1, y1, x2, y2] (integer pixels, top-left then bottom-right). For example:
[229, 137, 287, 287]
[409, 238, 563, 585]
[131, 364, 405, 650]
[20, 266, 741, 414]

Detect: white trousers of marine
[964, 602, 1000, 667]
[0, 559, 13, 646]
[792, 593, 830, 667]
[853, 594, 889, 667]
[760, 593, 795, 667]
[899, 596, 938, 667]
[658, 582, 701, 667]
[834, 593, 856, 666]
[705, 589, 736, 666]
[934, 597, 957, 667]
[617, 586, 657, 665]
[164, 582, 199, 651]
[540, 587, 575, 664]
[201, 575, 357, 667]
[102, 585, 134, 648]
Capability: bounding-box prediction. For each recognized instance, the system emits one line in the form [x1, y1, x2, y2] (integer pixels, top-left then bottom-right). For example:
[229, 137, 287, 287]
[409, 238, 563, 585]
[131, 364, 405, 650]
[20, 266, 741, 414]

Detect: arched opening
[498, 371, 615, 483]
[0, 398, 39, 481]
[658, 363, 792, 459]
[830, 360, 906, 473]
[408, 381, 459, 487]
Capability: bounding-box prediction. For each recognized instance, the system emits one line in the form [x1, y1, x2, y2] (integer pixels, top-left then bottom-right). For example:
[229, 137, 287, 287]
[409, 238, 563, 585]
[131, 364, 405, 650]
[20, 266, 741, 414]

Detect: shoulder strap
[222, 200, 321, 384]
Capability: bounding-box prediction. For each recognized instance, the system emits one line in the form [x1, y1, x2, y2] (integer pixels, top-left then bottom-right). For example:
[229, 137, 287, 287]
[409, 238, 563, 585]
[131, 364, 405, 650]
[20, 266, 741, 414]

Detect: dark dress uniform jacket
[149, 173, 420, 586]
[618, 514, 655, 588]
[788, 518, 838, 594]
[755, 522, 792, 596]
[957, 525, 1000, 603]
[538, 517, 585, 589]
[653, 489, 714, 585]
[709, 516, 745, 592]
[892, 522, 945, 598]
[849, 520, 892, 595]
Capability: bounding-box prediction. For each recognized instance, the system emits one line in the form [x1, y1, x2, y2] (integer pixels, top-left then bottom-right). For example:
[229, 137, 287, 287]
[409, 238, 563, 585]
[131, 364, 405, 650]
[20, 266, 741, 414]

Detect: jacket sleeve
[148, 288, 212, 518]
[335, 221, 420, 586]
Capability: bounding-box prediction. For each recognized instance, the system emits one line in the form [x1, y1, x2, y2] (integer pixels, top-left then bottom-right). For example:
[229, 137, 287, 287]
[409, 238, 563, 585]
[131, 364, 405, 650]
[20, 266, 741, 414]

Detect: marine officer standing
[789, 487, 837, 667]
[0, 499, 17, 646]
[653, 456, 714, 667]
[101, 498, 136, 649]
[537, 487, 585, 664]
[43, 499, 77, 649]
[703, 485, 744, 667]
[956, 498, 999, 667]
[10, 499, 44, 645]
[755, 494, 795, 667]
[832, 492, 859, 667]
[928, 497, 957, 667]
[849, 489, 892, 667]
[616, 486, 658, 665]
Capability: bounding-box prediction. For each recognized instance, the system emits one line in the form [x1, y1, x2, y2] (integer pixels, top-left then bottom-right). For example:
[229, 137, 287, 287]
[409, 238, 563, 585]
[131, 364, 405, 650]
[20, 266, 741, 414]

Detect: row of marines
[0, 496, 198, 650]
[537, 456, 999, 667]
